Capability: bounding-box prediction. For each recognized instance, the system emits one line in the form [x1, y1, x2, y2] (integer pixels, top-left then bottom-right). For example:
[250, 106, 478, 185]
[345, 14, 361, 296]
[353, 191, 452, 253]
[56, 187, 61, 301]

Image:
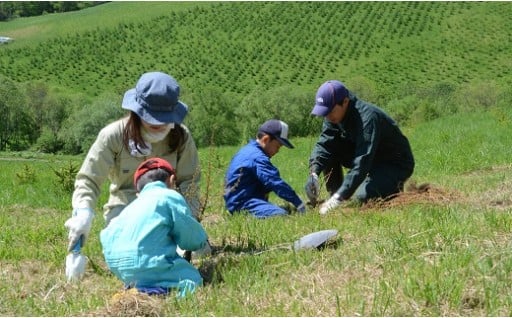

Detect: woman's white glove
[319, 193, 342, 215]
[305, 173, 320, 202]
[64, 208, 94, 251]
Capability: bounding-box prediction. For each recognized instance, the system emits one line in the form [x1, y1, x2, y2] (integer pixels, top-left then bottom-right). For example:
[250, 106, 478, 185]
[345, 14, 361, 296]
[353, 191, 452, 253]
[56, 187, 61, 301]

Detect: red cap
[133, 157, 175, 188]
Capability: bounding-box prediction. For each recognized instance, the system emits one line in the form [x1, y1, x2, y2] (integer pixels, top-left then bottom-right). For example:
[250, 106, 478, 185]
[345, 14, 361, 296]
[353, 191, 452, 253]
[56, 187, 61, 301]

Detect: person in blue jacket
[100, 157, 208, 297]
[305, 80, 415, 215]
[224, 119, 306, 219]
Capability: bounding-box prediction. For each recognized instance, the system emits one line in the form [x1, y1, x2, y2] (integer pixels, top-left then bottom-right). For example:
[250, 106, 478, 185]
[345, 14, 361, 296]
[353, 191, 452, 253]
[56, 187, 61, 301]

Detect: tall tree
[0, 75, 34, 151]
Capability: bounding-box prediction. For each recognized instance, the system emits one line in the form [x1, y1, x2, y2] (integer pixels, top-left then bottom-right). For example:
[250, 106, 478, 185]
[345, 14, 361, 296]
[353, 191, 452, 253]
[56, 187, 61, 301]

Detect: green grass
[0, 2, 213, 46]
[1, 1, 511, 315]
[1, 2, 511, 152]
[1, 108, 512, 316]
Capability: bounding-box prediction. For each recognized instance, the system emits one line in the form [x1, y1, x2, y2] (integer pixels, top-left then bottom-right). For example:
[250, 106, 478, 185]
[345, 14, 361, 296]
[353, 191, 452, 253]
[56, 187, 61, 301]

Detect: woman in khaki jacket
[64, 72, 208, 280]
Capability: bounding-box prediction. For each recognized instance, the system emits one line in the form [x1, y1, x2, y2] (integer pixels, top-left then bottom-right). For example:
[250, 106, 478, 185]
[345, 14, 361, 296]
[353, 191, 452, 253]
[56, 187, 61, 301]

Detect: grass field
[1, 1, 511, 316]
[1, 108, 512, 316]
[0, 2, 213, 46]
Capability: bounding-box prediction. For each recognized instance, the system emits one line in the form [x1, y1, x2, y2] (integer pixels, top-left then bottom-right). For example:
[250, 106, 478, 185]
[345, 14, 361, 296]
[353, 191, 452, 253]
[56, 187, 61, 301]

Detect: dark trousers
[322, 159, 413, 203]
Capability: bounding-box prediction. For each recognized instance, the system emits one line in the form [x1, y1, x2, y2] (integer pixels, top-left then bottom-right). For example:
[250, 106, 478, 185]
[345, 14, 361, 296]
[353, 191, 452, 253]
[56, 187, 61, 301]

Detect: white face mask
[141, 123, 174, 143]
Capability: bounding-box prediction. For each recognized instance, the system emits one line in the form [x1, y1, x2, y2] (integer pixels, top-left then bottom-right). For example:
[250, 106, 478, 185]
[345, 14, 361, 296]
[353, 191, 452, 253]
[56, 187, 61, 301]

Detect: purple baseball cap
[258, 119, 294, 148]
[311, 80, 349, 116]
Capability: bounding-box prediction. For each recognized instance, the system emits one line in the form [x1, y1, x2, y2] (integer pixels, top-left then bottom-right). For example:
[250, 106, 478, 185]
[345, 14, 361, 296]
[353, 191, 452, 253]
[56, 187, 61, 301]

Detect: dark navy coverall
[309, 93, 415, 202]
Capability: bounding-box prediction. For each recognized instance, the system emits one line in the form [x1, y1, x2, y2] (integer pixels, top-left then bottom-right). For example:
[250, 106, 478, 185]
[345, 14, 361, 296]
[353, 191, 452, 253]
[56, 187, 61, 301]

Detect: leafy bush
[0, 75, 36, 151]
[453, 81, 501, 111]
[235, 84, 318, 143]
[33, 126, 63, 153]
[58, 93, 125, 154]
[386, 95, 421, 126]
[185, 86, 242, 147]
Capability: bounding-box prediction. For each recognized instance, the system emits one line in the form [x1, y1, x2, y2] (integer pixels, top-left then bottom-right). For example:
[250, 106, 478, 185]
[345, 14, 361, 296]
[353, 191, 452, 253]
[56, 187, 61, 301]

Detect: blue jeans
[235, 198, 288, 219]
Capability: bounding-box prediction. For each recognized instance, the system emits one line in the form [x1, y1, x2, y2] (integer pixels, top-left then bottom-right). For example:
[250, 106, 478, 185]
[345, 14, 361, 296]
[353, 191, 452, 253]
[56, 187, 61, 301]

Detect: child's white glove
[305, 173, 320, 202]
[64, 208, 94, 252]
[296, 202, 306, 213]
[319, 193, 342, 215]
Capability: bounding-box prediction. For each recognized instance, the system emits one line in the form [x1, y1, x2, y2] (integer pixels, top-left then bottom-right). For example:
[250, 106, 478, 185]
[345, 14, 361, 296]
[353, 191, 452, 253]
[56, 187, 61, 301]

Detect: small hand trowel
[293, 229, 339, 251]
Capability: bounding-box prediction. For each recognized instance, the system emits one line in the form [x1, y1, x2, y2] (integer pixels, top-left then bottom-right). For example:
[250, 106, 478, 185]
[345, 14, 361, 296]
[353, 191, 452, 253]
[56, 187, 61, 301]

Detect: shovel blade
[293, 229, 338, 251]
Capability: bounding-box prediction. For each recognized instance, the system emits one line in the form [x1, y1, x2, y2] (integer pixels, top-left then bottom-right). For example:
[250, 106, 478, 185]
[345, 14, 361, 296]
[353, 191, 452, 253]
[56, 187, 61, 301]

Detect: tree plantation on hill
[0, 2, 510, 153]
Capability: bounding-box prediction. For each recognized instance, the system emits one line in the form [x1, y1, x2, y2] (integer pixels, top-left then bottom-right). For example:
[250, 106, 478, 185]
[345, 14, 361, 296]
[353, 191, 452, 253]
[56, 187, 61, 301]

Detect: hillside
[1, 2, 510, 99]
[0, 2, 511, 152]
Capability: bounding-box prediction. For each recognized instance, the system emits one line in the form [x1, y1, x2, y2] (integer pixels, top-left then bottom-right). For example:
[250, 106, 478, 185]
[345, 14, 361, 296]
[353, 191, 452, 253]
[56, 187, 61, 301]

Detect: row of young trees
[1, 1, 486, 101]
[0, 2, 105, 21]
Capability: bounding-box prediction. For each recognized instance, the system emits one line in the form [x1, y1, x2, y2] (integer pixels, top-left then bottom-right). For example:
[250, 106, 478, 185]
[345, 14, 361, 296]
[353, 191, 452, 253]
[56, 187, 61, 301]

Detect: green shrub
[185, 86, 242, 147]
[235, 84, 318, 142]
[386, 95, 421, 126]
[33, 126, 63, 153]
[58, 93, 124, 154]
[51, 160, 79, 194]
[15, 163, 37, 184]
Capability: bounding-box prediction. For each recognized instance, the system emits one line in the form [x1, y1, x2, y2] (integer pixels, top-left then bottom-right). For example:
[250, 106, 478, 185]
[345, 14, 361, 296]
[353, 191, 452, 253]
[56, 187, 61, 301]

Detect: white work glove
[305, 172, 320, 203]
[296, 202, 306, 213]
[64, 208, 94, 252]
[319, 193, 342, 215]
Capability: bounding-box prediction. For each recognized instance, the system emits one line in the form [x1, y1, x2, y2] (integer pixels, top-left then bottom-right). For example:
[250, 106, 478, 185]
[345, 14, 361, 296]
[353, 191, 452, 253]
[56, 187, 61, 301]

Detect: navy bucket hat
[122, 72, 188, 125]
[311, 80, 349, 117]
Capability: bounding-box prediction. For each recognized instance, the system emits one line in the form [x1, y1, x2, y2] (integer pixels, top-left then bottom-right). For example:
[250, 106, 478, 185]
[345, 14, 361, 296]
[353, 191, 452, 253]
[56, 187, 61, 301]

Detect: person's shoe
[192, 240, 212, 259]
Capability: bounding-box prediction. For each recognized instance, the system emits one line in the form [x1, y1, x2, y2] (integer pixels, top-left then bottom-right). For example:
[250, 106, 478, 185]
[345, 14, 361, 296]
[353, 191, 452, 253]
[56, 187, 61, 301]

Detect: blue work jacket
[224, 139, 303, 212]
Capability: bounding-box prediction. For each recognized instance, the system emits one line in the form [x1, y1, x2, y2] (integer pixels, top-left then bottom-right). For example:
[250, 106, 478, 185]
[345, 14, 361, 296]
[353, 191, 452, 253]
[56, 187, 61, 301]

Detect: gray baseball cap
[258, 119, 294, 148]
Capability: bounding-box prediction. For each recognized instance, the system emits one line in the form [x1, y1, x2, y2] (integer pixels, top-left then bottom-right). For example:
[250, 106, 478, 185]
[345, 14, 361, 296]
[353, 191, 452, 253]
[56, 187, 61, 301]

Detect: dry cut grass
[363, 180, 466, 210]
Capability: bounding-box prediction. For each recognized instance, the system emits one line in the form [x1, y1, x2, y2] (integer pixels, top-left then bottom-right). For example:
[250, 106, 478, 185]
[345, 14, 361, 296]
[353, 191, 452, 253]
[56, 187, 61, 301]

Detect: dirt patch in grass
[359, 165, 512, 211]
[362, 180, 466, 210]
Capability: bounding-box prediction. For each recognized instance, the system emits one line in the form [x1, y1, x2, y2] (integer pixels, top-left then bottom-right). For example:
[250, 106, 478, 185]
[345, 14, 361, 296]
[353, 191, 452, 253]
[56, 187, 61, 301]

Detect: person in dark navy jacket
[224, 119, 306, 219]
[305, 80, 415, 215]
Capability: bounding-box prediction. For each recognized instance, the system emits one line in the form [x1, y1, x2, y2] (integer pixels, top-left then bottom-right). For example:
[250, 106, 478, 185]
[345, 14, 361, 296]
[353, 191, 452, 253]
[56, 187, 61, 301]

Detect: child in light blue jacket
[100, 157, 208, 297]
